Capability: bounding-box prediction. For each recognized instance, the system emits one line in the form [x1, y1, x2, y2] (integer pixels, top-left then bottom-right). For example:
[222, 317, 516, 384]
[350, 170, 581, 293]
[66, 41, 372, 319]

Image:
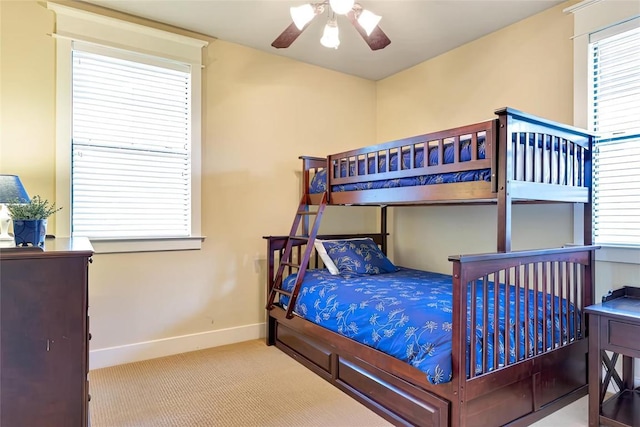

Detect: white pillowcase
[313, 239, 340, 275]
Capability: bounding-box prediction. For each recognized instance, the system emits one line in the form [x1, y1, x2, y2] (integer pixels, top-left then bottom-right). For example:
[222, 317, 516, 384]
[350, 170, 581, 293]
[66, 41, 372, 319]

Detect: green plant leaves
[6, 195, 62, 220]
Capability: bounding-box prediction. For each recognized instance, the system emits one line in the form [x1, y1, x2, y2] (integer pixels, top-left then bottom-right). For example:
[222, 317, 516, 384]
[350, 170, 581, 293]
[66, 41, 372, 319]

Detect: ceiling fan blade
[347, 11, 391, 51]
[271, 22, 306, 49]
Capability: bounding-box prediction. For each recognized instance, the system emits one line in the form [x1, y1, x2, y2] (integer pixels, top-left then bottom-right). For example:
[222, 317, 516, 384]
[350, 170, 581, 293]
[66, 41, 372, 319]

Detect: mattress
[280, 267, 578, 385]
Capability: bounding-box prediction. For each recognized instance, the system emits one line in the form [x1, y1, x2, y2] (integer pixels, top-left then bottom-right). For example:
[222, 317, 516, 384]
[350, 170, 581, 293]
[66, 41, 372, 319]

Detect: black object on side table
[585, 286, 640, 427]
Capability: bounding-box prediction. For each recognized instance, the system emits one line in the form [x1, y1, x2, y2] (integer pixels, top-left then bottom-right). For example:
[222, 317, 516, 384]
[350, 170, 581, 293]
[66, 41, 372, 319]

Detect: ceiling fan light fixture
[320, 20, 340, 49]
[329, 0, 354, 15]
[290, 4, 316, 30]
[357, 9, 381, 36]
[272, 1, 390, 51]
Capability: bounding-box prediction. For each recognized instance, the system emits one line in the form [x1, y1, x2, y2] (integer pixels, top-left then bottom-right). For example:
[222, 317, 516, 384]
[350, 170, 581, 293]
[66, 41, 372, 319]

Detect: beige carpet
[89, 340, 390, 427]
[89, 339, 588, 426]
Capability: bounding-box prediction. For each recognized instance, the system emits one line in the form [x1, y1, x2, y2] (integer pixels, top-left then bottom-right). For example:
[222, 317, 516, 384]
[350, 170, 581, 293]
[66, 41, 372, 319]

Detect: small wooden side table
[585, 286, 640, 427]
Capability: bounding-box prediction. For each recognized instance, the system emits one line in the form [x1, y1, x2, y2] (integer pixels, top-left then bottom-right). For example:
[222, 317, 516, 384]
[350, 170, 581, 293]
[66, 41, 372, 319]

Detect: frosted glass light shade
[329, 0, 354, 15]
[357, 9, 381, 36]
[290, 4, 316, 30]
[320, 21, 340, 49]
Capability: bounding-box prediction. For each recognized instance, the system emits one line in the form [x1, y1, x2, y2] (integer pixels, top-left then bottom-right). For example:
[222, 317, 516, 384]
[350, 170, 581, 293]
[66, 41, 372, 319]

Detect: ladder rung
[275, 289, 292, 297]
[268, 193, 326, 316]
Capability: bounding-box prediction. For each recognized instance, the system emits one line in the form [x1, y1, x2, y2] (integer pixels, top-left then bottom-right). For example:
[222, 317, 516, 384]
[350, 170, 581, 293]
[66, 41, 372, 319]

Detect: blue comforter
[281, 267, 578, 385]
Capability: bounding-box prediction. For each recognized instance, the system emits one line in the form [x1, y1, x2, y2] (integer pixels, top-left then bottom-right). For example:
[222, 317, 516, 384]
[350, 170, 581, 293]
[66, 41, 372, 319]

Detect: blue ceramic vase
[13, 219, 47, 247]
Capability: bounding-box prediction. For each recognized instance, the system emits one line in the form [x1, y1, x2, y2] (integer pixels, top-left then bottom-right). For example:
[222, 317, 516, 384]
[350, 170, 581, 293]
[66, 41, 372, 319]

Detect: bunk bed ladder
[266, 193, 327, 319]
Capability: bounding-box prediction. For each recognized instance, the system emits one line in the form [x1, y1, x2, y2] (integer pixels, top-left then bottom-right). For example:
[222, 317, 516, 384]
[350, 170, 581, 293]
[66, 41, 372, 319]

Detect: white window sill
[595, 245, 640, 265]
[78, 236, 205, 254]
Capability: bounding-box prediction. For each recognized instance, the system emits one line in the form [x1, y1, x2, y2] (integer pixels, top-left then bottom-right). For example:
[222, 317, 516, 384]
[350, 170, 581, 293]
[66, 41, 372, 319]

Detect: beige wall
[376, 3, 574, 141]
[0, 1, 377, 361]
[0, 1, 57, 217]
[377, 3, 575, 274]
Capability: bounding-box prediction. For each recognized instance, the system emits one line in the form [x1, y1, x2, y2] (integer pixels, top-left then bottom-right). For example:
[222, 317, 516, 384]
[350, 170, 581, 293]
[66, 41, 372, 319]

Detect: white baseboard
[89, 322, 266, 370]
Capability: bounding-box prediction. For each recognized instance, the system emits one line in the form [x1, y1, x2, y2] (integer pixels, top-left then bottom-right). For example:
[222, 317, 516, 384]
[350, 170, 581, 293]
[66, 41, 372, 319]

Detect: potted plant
[6, 195, 62, 247]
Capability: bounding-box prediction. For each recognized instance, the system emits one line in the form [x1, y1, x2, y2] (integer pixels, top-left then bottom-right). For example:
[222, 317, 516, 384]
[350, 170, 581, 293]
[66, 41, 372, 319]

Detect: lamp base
[0, 234, 15, 248]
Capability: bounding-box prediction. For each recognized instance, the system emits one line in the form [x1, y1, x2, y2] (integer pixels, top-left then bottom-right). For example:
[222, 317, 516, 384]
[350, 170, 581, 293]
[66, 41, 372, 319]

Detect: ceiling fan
[272, 0, 391, 51]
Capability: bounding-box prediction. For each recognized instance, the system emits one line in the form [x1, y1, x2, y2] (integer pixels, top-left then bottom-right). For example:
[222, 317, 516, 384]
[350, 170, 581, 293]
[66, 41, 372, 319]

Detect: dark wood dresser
[0, 237, 93, 427]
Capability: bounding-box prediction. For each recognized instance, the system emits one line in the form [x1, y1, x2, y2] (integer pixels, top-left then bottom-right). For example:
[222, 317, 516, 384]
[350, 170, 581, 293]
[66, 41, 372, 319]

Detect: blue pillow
[321, 238, 398, 276]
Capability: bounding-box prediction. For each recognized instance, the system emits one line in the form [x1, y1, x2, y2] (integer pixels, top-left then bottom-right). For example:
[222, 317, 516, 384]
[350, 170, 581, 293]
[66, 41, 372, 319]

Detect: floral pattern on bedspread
[280, 267, 578, 385]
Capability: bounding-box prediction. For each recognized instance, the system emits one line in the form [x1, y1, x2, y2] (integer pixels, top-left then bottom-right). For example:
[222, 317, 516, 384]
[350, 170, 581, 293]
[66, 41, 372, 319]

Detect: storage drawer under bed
[274, 321, 449, 426]
[276, 323, 332, 374]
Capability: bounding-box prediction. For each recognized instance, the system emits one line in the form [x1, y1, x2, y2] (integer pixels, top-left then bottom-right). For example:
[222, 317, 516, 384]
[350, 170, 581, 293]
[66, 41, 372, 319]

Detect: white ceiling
[81, 0, 564, 81]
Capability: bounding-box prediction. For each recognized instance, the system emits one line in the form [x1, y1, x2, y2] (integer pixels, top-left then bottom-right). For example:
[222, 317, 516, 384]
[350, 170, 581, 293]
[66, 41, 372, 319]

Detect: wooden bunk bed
[264, 108, 598, 426]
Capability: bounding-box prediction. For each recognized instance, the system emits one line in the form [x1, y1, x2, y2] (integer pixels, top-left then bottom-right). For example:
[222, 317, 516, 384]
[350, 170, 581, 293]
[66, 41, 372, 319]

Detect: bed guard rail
[327, 121, 495, 188]
[449, 245, 598, 394]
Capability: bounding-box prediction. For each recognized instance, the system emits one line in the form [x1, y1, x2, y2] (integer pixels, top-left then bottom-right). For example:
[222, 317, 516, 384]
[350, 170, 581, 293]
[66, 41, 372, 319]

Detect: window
[72, 46, 192, 239]
[49, 2, 207, 253]
[590, 20, 640, 246]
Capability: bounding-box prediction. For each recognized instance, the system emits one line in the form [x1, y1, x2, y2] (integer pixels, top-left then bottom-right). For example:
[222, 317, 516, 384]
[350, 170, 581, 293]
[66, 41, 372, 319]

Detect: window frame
[49, 2, 207, 253]
[589, 21, 640, 248]
[567, 0, 640, 264]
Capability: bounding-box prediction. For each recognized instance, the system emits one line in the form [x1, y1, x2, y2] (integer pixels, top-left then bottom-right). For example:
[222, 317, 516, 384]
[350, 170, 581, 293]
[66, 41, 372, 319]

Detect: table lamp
[0, 175, 30, 247]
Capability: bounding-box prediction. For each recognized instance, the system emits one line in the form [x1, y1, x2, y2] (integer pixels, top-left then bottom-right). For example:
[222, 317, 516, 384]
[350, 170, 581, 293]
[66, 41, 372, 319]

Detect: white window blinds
[72, 48, 192, 238]
[590, 21, 640, 246]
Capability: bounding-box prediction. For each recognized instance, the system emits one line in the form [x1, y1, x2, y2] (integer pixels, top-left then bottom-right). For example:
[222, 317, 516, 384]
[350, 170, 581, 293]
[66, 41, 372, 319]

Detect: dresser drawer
[608, 319, 640, 358]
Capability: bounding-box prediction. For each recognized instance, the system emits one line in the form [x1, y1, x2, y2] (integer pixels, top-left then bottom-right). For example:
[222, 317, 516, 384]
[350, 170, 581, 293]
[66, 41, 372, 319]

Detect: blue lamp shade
[0, 175, 30, 204]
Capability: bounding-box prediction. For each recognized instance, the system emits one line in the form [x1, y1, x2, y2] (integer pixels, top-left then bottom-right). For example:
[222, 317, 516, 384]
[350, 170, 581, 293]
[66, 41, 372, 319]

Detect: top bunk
[301, 107, 595, 206]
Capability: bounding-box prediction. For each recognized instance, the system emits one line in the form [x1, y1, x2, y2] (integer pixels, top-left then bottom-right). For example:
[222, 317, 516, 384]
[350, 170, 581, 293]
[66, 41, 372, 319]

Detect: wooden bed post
[496, 112, 512, 252]
[381, 206, 388, 255]
[450, 258, 466, 427]
[583, 132, 595, 312]
[265, 237, 278, 345]
[300, 157, 312, 235]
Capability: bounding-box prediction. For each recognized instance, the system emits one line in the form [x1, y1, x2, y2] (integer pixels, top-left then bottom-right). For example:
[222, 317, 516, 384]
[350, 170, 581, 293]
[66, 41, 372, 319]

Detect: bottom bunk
[264, 234, 597, 427]
[269, 308, 588, 427]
